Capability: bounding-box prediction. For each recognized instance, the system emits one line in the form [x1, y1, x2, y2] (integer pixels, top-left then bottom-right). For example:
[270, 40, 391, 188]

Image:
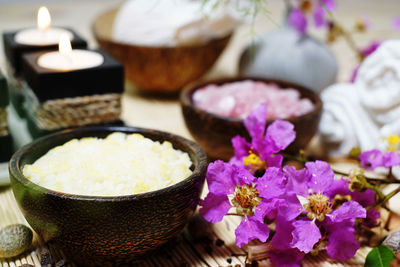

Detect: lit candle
[37, 35, 104, 71]
[14, 7, 73, 46]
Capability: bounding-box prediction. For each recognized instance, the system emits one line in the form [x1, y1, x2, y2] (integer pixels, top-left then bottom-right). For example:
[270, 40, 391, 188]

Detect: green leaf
[364, 245, 395, 267]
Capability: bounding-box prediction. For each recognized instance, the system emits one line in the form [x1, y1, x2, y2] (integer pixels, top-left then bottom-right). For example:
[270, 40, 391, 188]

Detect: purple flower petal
[235, 216, 270, 248]
[291, 220, 321, 253]
[236, 165, 257, 185]
[330, 201, 366, 223]
[326, 227, 360, 260]
[199, 193, 231, 223]
[350, 65, 360, 83]
[392, 16, 400, 31]
[360, 41, 381, 57]
[383, 151, 400, 168]
[271, 216, 295, 250]
[263, 153, 284, 168]
[321, 0, 336, 11]
[351, 188, 375, 207]
[359, 149, 384, 170]
[244, 103, 267, 141]
[284, 165, 311, 196]
[256, 167, 286, 199]
[255, 198, 284, 221]
[278, 194, 304, 221]
[231, 135, 251, 160]
[305, 160, 334, 193]
[206, 160, 238, 195]
[363, 208, 380, 228]
[269, 248, 304, 267]
[289, 7, 308, 34]
[325, 177, 349, 198]
[264, 120, 296, 153]
[313, 3, 326, 28]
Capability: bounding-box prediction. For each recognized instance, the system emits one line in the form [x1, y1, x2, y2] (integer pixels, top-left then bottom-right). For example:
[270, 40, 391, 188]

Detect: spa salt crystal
[22, 132, 193, 196]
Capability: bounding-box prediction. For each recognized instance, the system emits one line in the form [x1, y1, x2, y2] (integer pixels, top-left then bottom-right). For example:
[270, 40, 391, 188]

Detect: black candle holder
[0, 70, 14, 162]
[21, 49, 124, 101]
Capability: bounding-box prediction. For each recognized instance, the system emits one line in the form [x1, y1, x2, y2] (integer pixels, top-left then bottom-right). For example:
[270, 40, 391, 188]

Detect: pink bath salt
[192, 80, 315, 120]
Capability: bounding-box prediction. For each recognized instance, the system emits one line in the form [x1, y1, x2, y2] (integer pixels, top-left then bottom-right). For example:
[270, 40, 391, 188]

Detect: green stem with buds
[317, 0, 362, 59]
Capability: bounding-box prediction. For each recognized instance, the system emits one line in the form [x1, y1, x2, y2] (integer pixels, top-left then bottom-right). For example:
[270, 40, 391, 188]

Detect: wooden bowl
[9, 126, 207, 266]
[180, 77, 323, 161]
[92, 9, 232, 94]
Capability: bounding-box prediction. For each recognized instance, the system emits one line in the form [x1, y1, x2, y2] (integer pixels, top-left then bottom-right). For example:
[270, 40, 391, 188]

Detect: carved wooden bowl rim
[92, 8, 234, 50]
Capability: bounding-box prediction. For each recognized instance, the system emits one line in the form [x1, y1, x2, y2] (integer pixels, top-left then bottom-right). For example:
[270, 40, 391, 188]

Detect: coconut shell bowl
[180, 77, 323, 161]
[9, 126, 207, 266]
[92, 9, 232, 94]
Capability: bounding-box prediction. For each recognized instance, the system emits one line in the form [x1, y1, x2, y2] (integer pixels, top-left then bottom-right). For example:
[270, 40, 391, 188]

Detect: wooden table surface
[0, 0, 399, 266]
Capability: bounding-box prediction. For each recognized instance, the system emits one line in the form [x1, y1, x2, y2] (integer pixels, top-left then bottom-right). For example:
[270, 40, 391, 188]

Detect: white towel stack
[319, 40, 400, 156]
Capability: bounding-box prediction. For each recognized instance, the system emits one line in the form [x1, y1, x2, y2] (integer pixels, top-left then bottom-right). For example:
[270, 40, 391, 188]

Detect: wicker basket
[31, 93, 122, 131]
[0, 107, 9, 136]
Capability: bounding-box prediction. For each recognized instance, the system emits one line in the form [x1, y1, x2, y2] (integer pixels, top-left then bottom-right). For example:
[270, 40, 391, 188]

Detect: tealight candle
[37, 35, 104, 71]
[14, 7, 73, 46]
[3, 6, 87, 75]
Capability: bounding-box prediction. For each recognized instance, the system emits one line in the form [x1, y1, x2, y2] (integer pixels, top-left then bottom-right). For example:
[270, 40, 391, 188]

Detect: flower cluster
[200, 104, 379, 266]
[288, 0, 336, 34]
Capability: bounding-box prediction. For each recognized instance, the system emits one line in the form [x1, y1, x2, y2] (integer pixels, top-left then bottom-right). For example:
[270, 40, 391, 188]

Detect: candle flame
[59, 34, 72, 55]
[37, 6, 51, 30]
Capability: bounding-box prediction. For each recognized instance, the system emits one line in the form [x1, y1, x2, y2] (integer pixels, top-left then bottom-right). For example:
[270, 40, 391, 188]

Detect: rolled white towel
[319, 83, 381, 157]
[112, 0, 240, 47]
[355, 40, 400, 126]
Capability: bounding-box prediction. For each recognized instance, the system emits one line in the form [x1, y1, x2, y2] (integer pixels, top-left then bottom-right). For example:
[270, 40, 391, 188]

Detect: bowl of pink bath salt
[192, 80, 315, 120]
[180, 77, 322, 160]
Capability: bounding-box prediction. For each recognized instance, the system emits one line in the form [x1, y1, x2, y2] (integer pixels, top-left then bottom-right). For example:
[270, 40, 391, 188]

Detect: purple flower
[393, 16, 400, 31]
[289, 0, 336, 34]
[235, 216, 270, 248]
[359, 148, 400, 171]
[360, 41, 381, 57]
[199, 161, 271, 247]
[289, 8, 307, 33]
[199, 160, 255, 223]
[327, 178, 381, 228]
[230, 103, 295, 173]
[359, 149, 384, 170]
[280, 161, 366, 259]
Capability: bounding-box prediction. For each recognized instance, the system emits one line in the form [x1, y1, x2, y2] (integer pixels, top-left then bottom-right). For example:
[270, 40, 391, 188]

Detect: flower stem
[280, 152, 307, 164]
[317, 0, 362, 59]
[332, 168, 400, 184]
[369, 185, 400, 210]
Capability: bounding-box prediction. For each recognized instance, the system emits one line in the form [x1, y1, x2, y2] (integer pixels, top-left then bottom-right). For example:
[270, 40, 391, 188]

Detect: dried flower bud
[326, 21, 344, 43]
[349, 168, 367, 192]
[349, 147, 362, 159]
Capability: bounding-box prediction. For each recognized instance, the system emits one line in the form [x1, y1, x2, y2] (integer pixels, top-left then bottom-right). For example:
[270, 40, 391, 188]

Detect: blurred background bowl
[180, 77, 322, 161]
[92, 9, 232, 94]
[9, 126, 207, 266]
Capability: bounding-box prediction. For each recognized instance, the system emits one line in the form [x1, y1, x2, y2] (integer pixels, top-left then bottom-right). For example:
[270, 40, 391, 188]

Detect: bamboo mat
[0, 186, 371, 267]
